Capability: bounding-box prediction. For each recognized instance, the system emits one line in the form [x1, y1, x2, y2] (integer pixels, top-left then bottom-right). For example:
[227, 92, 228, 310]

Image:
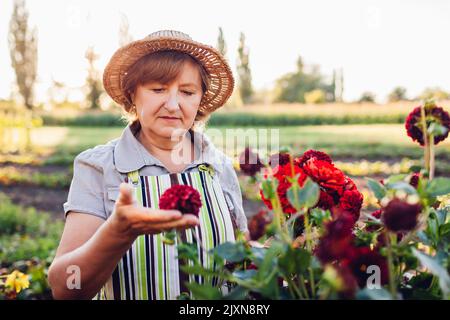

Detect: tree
[273, 55, 334, 103]
[8, 0, 38, 110]
[237, 32, 253, 104]
[358, 91, 376, 103]
[388, 86, 407, 102]
[118, 13, 133, 47]
[418, 87, 449, 101]
[333, 68, 344, 102]
[216, 27, 227, 57]
[85, 46, 103, 109]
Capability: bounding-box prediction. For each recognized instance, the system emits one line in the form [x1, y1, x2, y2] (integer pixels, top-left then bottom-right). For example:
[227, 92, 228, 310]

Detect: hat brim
[103, 36, 234, 113]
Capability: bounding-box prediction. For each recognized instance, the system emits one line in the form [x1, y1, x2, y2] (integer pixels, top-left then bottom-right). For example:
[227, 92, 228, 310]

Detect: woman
[48, 30, 248, 300]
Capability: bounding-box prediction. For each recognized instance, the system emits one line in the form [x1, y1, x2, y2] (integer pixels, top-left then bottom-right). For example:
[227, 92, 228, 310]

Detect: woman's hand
[107, 183, 200, 241]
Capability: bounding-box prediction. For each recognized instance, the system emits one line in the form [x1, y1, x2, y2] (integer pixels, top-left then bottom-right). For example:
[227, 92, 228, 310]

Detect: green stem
[303, 212, 316, 298]
[286, 276, 303, 299]
[429, 133, 435, 180]
[384, 232, 397, 299]
[298, 274, 310, 299]
[420, 105, 430, 176]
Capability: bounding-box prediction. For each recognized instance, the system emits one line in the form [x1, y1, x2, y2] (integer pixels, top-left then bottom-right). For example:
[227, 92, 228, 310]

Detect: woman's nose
[165, 91, 180, 111]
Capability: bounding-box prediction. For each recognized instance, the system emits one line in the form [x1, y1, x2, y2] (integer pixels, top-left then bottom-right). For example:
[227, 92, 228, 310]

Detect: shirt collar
[113, 125, 225, 174]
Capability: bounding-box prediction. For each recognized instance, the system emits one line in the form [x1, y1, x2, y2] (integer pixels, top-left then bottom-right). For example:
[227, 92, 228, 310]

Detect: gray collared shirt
[63, 125, 248, 232]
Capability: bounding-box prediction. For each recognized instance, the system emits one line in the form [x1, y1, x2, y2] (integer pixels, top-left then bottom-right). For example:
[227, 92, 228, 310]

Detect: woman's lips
[159, 116, 180, 121]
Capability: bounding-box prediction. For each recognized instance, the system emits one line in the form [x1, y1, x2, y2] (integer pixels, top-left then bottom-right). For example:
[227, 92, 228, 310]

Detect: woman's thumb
[116, 182, 135, 206]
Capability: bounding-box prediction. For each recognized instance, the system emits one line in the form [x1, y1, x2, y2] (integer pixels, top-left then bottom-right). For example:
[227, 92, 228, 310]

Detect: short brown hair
[121, 50, 211, 128]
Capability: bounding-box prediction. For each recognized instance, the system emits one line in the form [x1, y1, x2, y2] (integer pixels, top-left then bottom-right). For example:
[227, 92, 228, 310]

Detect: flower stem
[384, 232, 397, 299]
[298, 274, 310, 299]
[420, 105, 431, 177]
[429, 133, 435, 180]
[303, 212, 316, 298]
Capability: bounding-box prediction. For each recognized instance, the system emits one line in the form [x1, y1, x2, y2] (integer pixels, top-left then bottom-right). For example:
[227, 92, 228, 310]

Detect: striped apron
[96, 163, 237, 300]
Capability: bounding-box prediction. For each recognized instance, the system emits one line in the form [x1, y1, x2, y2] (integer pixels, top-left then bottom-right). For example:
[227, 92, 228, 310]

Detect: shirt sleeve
[219, 157, 249, 233]
[63, 149, 107, 220]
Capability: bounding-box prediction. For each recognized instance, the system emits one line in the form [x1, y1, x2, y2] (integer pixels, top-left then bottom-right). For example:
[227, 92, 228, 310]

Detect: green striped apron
[96, 164, 237, 300]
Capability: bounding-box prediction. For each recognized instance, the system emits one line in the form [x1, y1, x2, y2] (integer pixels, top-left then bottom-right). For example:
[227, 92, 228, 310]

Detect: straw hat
[103, 30, 234, 114]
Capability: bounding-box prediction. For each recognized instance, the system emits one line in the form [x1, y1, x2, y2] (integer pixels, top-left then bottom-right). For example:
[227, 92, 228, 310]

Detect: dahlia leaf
[426, 177, 450, 197]
[185, 282, 222, 299]
[287, 178, 320, 210]
[367, 178, 386, 200]
[412, 248, 450, 298]
[212, 242, 248, 263]
[385, 181, 417, 195]
[232, 269, 258, 281]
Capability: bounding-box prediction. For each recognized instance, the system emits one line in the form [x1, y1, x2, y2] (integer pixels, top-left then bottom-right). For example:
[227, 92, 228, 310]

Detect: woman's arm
[48, 183, 199, 300]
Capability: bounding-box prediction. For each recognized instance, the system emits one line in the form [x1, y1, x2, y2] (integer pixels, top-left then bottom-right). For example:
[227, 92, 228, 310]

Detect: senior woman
[48, 30, 248, 300]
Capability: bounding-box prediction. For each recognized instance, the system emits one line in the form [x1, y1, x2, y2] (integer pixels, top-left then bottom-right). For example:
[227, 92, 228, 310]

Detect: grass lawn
[26, 124, 450, 161]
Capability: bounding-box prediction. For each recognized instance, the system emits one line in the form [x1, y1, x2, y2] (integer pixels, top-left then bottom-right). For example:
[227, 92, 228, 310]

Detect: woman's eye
[182, 90, 194, 96]
[151, 88, 165, 93]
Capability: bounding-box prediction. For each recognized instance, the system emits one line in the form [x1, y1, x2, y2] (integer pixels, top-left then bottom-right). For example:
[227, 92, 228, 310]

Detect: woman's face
[132, 60, 203, 139]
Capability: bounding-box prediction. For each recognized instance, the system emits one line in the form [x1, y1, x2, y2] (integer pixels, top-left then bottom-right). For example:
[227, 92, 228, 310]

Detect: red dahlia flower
[297, 149, 333, 167]
[405, 102, 450, 146]
[268, 152, 292, 168]
[260, 162, 308, 214]
[159, 184, 202, 217]
[339, 189, 364, 222]
[302, 158, 346, 195]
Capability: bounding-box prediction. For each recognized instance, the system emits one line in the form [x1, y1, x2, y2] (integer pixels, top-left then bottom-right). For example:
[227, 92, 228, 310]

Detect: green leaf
[385, 181, 417, 195]
[384, 174, 408, 184]
[278, 247, 311, 274]
[212, 242, 247, 263]
[185, 282, 222, 299]
[412, 248, 450, 297]
[223, 286, 249, 300]
[261, 179, 278, 200]
[426, 177, 450, 197]
[232, 269, 258, 280]
[356, 288, 392, 300]
[367, 178, 387, 200]
[287, 177, 320, 210]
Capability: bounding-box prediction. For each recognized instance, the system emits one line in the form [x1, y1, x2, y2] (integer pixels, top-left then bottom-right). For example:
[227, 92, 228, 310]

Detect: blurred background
[0, 0, 450, 298]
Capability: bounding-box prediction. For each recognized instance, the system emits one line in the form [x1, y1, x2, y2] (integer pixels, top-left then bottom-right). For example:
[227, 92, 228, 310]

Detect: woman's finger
[116, 183, 135, 207]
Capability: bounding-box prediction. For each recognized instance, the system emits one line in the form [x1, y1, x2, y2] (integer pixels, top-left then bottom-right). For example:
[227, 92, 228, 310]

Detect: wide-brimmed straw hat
[103, 30, 234, 113]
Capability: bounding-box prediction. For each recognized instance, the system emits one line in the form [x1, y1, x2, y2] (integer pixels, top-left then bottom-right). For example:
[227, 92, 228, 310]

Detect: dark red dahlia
[316, 190, 335, 210]
[248, 209, 272, 240]
[315, 213, 355, 263]
[405, 102, 450, 146]
[239, 147, 265, 176]
[268, 152, 292, 168]
[333, 265, 359, 299]
[409, 172, 420, 189]
[339, 189, 363, 222]
[343, 246, 389, 288]
[297, 149, 333, 168]
[159, 184, 202, 217]
[382, 198, 422, 232]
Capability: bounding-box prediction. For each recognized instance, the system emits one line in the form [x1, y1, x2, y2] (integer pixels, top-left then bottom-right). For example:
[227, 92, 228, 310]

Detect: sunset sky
[1, 0, 450, 103]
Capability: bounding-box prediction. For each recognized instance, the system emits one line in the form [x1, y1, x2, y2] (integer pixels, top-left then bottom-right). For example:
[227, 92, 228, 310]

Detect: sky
[1, 0, 450, 103]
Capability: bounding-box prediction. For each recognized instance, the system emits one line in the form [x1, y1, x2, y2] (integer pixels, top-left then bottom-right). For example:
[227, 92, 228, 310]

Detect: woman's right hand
[107, 183, 200, 241]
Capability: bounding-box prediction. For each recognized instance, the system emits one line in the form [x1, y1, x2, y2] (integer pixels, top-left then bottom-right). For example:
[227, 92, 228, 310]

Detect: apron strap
[197, 163, 215, 177]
